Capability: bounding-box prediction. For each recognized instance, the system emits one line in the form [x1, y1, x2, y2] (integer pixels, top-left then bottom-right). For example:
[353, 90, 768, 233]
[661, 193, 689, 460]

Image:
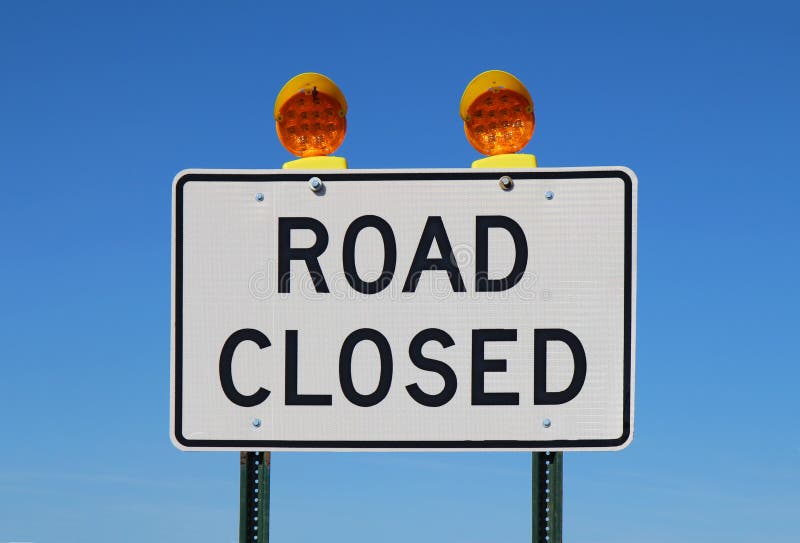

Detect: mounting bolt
[309, 177, 323, 192]
[255, 192, 264, 202]
[499, 176, 514, 191]
[543, 418, 552, 428]
[252, 418, 262, 428]
[545, 190, 555, 200]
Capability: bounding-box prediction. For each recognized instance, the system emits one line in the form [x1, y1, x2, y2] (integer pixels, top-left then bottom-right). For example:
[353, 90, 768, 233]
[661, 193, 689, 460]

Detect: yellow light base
[471, 153, 537, 169]
[282, 156, 348, 170]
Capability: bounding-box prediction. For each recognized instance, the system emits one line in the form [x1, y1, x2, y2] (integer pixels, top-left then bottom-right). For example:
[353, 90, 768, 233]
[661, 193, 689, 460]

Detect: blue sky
[1, 1, 798, 542]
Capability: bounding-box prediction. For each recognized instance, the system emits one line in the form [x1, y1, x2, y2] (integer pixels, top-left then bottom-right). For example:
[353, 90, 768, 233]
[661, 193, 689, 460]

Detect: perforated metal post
[240, 452, 270, 543]
[533, 452, 562, 543]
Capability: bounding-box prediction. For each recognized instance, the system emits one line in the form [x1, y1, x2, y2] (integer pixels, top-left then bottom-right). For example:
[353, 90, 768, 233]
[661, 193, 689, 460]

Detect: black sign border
[173, 169, 634, 449]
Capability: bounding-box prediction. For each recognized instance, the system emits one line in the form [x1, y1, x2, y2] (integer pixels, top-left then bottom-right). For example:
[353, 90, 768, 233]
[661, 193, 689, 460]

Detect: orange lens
[464, 88, 534, 156]
[276, 90, 346, 157]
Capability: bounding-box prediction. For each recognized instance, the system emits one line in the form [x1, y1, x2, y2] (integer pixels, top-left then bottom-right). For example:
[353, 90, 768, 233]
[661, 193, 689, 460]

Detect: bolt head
[255, 193, 264, 202]
[545, 190, 554, 200]
[309, 177, 323, 192]
[499, 176, 513, 190]
[543, 418, 552, 428]
[252, 418, 262, 428]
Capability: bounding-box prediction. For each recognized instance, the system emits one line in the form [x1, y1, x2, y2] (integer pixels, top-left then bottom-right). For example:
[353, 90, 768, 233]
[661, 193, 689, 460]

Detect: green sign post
[239, 452, 270, 543]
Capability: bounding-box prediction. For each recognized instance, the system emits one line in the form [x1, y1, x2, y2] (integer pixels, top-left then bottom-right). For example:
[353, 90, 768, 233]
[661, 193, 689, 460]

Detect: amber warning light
[460, 70, 535, 162]
[274, 72, 347, 158]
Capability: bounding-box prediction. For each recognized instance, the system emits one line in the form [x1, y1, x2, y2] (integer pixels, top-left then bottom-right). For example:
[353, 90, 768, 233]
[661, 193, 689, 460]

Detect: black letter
[534, 329, 587, 405]
[339, 329, 393, 407]
[406, 328, 457, 407]
[285, 330, 332, 406]
[278, 217, 329, 293]
[219, 329, 271, 407]
[471, 329, 519, 405]
[402, 216, 466, 293]
[475, 216, 528, 291]
[342, 215, 397, 294]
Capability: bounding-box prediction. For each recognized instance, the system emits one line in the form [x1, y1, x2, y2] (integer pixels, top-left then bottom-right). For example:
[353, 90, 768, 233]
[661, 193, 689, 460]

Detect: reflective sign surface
[171, 168, 637, 451]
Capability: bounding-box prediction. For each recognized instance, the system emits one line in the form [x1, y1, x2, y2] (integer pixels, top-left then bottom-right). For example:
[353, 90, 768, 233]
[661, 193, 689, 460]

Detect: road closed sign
[171, 168, 637, 451]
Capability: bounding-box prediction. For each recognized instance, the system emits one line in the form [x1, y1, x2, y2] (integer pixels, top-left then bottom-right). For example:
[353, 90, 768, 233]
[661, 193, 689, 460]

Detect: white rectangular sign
[171, 168, 637, 451]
